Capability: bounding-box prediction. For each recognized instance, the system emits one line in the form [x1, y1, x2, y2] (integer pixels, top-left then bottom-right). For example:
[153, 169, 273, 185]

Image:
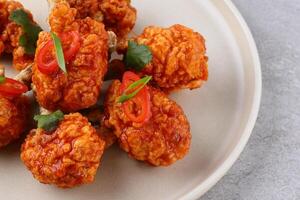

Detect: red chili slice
[60, 31, 81, 61]
[37, 31, 81, 75]
[0, 78, 28, 98]
[120, 71, 152, 123]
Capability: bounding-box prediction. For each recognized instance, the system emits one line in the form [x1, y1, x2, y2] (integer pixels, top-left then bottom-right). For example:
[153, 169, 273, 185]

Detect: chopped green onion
[118, 76, 152, 103]
[34, 110, 64, 132]
[51, 32, 67, 74]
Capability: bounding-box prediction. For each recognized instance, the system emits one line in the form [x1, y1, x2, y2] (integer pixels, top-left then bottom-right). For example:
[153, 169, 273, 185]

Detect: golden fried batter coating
[61, 0, 100, 19]
[56, 0, 136, 51]
[104, 80, 191, 166]
[84, 108, 117, 149]
[33, 2, 108, 112]
[135, 24, 209, 92]
[21, 113, 105, 188]
[0, 0, 36, 70]
[0, 95, 30, 148]
[100, 0, 137, 50]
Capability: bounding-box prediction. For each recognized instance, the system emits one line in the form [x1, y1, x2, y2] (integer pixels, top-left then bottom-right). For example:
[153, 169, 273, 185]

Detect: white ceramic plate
[0, 0, 261, 199]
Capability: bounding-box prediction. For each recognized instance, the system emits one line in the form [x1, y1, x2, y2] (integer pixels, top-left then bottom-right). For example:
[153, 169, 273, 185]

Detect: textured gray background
[200, 0, 300, 200]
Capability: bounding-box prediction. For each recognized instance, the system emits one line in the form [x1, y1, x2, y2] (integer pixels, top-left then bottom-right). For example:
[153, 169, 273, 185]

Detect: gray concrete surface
[200, 0, 300, 199]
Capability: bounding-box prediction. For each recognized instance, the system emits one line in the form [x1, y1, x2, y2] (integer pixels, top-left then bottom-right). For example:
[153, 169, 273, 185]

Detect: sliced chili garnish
[37, 31, 81, 75]
[36, 40, 58, 74]
[0, 77, 28, 98]
[60, 31, 81, 61]
[120, 71, 141, 94]
[120, 71, 152, 124]
[122, 88, 152, 123]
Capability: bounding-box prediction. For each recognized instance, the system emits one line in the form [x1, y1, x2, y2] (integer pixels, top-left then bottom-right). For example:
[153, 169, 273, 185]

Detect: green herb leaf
[19, 34, 27, 46]
[0, 76, 5, 84]
[9, 9, 42, 55]
[118, 75, 152, 103]
[124, 41, 152, 71]
[34, 110, 64, 132]
[51, 32, 67, 74]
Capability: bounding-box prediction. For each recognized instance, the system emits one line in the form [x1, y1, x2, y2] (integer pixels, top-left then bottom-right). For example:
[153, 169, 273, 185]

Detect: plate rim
[179, 0, 262, 199]
[1, 0, 261, 199]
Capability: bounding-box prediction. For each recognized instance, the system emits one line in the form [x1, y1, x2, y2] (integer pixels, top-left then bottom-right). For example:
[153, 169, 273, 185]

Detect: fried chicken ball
[135, 24, 209, 92]
[53, 0, 136, 51]
[104, 80, 191, 166]
[21, 113, 105, 188]
[84, 108, 117, 149]
[0, 0, 37, 70]
[32, 2, 108, 112]
[0, 95, 30, 148]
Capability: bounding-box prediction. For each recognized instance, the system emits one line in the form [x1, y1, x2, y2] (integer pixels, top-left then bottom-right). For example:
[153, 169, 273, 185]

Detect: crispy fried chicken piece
[0, 0, 37, 70]
[21, 113, 105, 188]
[0, 95, 30, 148]
[32, 2, 108, 112]
[53, 0, 136, 52]
[135, 24, 209, 92]
[104, 80, 191, 166]
[100, 0, 136, 51]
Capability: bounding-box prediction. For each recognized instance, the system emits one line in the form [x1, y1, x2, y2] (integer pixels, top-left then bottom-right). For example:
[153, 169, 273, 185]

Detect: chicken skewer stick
[14, 64, 32, 87]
